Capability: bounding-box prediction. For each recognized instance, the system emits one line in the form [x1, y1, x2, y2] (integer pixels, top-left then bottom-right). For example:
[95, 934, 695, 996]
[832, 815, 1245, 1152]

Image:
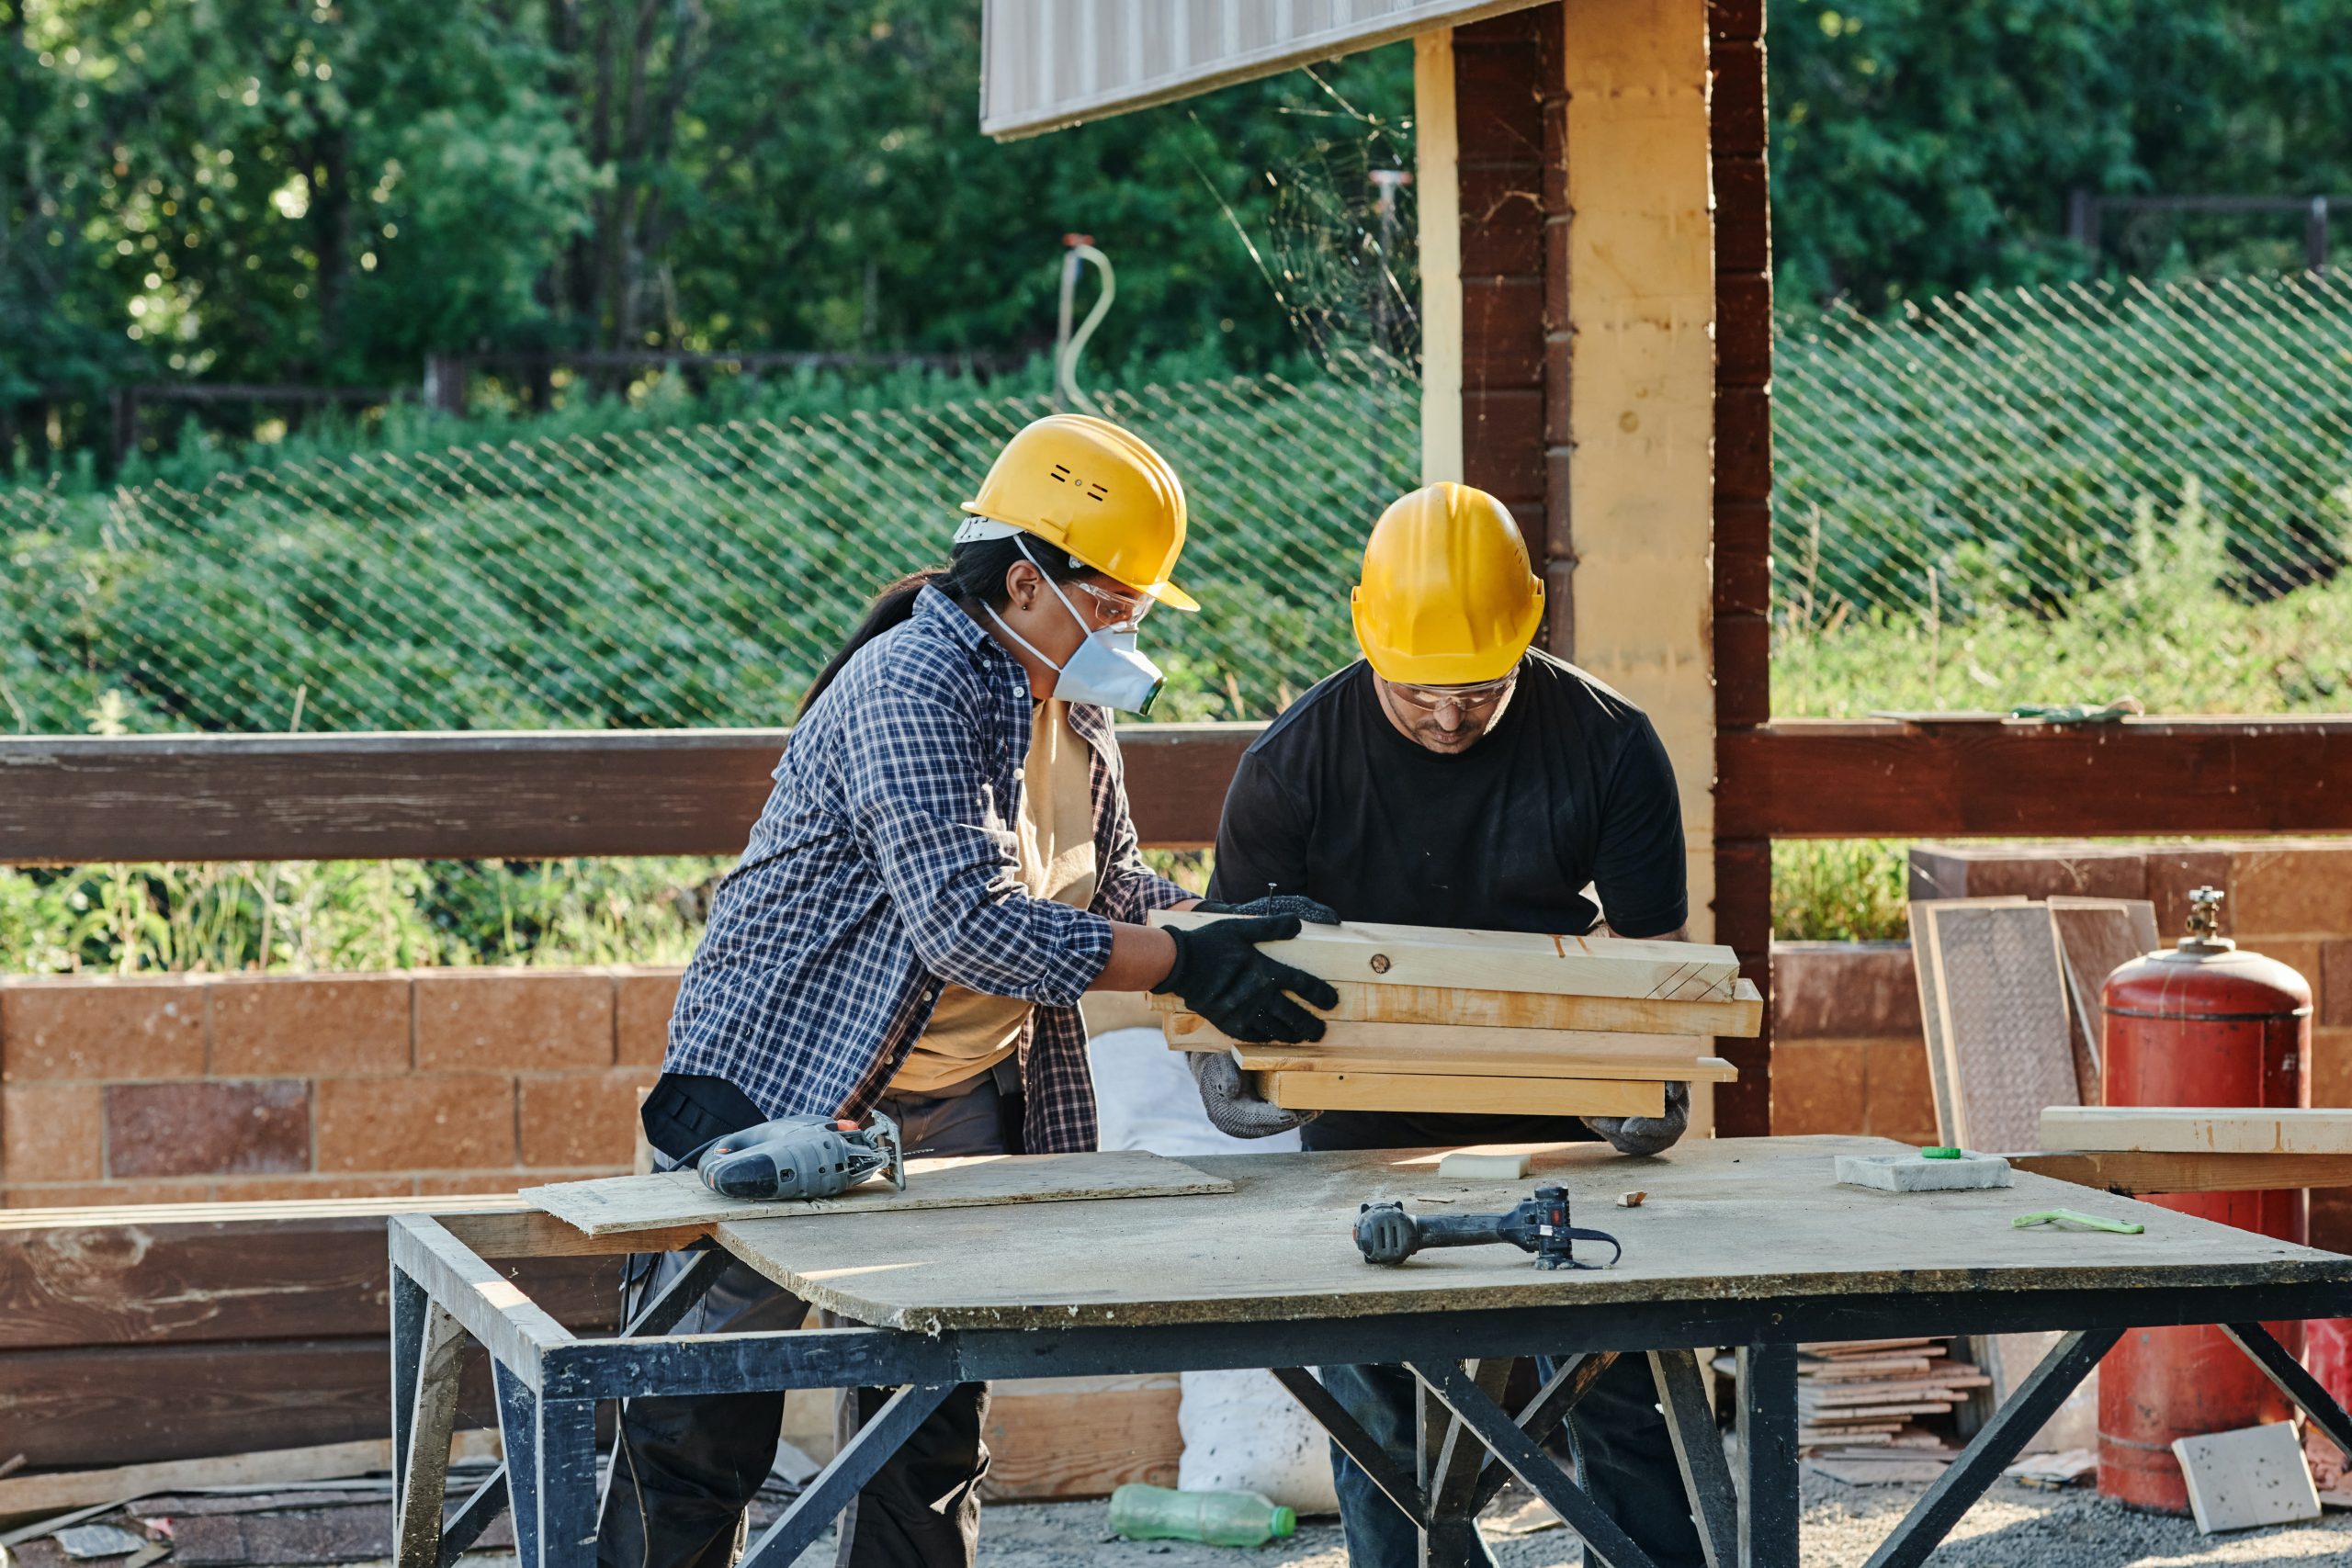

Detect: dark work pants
[1319, 1354, 1706, 1568]
[595, 1078, 1012, 1568]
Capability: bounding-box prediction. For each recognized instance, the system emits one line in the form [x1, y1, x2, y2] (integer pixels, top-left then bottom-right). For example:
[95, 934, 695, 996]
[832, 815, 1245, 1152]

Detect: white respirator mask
[968, 530, 1166, 715]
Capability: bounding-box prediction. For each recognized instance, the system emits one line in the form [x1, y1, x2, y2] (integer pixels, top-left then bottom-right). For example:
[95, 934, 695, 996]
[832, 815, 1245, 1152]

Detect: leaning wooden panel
[1918, 901, 2077, 1150]
[1148, 977, 1762, 1035]
[1148, 911, 1740, 1000]
[1232, 1047, 1740, 1085]
[2046, 897, 2161, 1107]
[524, 1151, 1232, 1237]
[1254, 1070, 1666, 1118]
[1162, 1011, 1714, 1060]
[2038, 1107, 2352, 1156]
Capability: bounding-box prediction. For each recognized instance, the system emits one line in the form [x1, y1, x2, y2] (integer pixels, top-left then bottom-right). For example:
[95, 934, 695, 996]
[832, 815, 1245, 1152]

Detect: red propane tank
[2097, 886, 2310, 1513]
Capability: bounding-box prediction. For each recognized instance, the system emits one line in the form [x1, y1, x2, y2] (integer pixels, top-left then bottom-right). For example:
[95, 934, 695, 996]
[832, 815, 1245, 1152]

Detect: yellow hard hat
[959, 414, 1199, 612]
[1350, 483, 1545, 683]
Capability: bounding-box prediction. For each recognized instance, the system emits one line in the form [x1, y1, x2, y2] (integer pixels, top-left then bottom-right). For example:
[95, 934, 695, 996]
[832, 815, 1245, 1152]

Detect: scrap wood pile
[1795, 1337, 1991, 1466]
[1150, 913, 1763, 1118]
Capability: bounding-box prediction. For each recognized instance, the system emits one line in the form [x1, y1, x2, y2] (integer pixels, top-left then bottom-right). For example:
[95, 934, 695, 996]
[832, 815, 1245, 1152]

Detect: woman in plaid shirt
[598, 415, 1337, 1568]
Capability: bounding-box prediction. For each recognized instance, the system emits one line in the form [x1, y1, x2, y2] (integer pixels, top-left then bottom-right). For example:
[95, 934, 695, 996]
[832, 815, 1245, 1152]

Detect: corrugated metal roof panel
[981, 0, 1547, 139]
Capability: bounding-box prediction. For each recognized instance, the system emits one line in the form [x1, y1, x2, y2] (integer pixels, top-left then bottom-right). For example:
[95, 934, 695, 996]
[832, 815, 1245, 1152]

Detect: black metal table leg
[492, 1362, 544, 1568]
[1860, 1326, 2120, 1568]
[1653, 1349, 1739, 1568]
[1736, 1344, 1799, 1568]
[1269, 1368, 1427, 1526]
[1410, 1359, 1659, 1568]
[737, 1384, 956, 1568]
[2222, 1321, 2352, 1460]
[1466, 1351, 1618, 1516]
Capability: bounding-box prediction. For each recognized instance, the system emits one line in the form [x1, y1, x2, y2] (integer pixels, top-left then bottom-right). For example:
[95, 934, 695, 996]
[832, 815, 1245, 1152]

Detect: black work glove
[1151, 913, 1340, 1043]
[1583, 1081, 1691, 1156]
[1191, 894, 1342, 925]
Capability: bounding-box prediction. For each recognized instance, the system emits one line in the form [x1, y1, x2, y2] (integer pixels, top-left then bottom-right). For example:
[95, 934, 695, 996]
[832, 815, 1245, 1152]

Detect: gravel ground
[959, 1473, 2352, 1567]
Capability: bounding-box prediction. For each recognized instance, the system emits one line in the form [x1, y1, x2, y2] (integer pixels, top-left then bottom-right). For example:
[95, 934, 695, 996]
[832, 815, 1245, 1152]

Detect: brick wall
[0, 966, 680, 1207]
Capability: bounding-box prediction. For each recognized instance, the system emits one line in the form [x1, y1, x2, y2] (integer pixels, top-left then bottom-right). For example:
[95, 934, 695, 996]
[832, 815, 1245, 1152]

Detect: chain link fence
[0, 371, 1417, 733]
[7, 272, 2352, 736]
[1773, 271, 2352, 714]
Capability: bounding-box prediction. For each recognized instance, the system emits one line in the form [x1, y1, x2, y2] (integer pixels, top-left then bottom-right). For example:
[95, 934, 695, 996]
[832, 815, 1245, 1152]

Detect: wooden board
[1148, 911, 1740, 1001]
[2047, 897, 2161, 1107]
[2007, 1149, 2352, 1194]
[523, 1151, 1232, 1237]
[1230, 1045, 1739, 1085]
[1163, 1013, 1720, 1067]
[1252, 1070, 1666, 1118]
[1149, 978, 1763, 1036]
[2038, 1108, 2352, 1156]
[0, 1439, 394, 1519]
[979, 1375, 1182, 1501]
[1919, 902, 2078, 1150]
[709, 1134, 2352, 1335]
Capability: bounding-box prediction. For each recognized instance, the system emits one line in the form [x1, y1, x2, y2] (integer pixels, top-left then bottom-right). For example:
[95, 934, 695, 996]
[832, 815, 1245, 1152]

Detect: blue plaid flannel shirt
[664, 585, 1191, 1153]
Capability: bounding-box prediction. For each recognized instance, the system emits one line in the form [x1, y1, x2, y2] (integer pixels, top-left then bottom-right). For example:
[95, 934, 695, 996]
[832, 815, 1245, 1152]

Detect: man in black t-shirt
[1192, 482, 1703, 1568]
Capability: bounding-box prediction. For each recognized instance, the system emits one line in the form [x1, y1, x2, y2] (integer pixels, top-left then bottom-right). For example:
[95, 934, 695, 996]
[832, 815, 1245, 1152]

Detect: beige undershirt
[890, 699, 1099, 1095]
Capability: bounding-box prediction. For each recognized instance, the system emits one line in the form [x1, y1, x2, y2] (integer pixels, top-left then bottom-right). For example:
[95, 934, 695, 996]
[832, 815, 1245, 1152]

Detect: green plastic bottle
[1108, 1483, 1298, 1547]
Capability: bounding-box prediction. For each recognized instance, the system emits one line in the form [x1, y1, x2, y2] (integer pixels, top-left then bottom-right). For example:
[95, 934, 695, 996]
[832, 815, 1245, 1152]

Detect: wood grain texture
[1231, 1046, 1739, 1085]
[2009, 1149, 2352, 1194]
[2047, 897, 2161, 1107]
[978, 1375, 1182, 1501]
[0, 724, 1257, 864]
[1163, 1010, 1725, 1063]
[1149, 912, 1741, 1000]
[2038, 1107, 2352, 1156]
[0, 1339, 395, 1468]
[0, 1208, 614, 1350]
[524, 1152, 1231, 1237]
[1150, 978, 1763, 1035]
[1719, 719, 2352, 838]
[1257, 1070, 1667, 1117]
[0, 1439, 395, 1518]
[711, 1136, 2352, 1335]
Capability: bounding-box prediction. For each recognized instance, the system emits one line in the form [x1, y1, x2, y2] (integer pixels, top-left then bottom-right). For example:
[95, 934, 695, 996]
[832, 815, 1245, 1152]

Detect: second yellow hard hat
[960, 414, 1199, 611]
[1351, 482, 1545, 683]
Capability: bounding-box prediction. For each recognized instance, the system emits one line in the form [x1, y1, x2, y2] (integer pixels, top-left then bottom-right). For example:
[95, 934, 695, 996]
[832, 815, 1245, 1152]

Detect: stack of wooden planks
[1794, 1337, 1990, 1463]
[1148, 912, 1761, 1116]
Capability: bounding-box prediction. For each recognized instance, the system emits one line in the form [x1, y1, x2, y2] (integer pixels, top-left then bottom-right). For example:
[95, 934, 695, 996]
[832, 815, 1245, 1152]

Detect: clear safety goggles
[1387, 671, 1519, 716]
[1070, 580, 1155, 631]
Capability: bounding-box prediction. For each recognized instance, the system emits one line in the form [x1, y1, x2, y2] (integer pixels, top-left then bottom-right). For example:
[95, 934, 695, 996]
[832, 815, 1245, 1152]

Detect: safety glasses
[1386, 671, 1519, 715]
[1071, 580, 1155, 631]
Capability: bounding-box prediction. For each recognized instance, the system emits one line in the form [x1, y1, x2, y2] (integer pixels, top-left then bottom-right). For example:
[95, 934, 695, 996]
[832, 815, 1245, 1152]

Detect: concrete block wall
[0, 967, 680, 1207]
[1777, 840, 2352, 1253]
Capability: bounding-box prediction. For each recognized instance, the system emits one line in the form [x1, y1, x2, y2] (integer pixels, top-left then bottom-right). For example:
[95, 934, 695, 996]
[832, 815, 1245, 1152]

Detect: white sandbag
[1085, 1024, 1300, 1157]
[1177, 1368, 1343, 1516]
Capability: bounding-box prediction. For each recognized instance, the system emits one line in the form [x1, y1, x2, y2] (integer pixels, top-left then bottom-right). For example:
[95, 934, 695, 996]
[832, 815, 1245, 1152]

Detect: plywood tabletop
[712, 1134, 2352, 1335]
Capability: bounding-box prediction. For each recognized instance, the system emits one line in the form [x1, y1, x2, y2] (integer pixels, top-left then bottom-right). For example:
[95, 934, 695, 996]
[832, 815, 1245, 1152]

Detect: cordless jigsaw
[695, 1112, 905, 1202]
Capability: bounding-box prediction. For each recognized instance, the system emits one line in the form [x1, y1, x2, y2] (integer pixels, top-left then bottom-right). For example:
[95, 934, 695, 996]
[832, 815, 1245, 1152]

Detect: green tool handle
[2013, 1208, 2144, 1235]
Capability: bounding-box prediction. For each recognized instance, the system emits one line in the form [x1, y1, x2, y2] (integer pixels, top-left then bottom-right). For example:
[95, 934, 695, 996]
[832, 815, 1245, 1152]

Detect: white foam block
[1439, 1149, 1532, 1180]
[1834, 1152, 2013, 1192]
[2173, 1422, 2321, 1533]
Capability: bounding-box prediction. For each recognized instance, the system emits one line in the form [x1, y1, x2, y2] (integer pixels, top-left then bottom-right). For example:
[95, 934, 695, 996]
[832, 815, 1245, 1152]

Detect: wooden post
[1555, 0, 1719, 921]
[1414, 30, 1464, 486]
[1711, 0, 1776, 1134]
[1449, 8, 1558, 611]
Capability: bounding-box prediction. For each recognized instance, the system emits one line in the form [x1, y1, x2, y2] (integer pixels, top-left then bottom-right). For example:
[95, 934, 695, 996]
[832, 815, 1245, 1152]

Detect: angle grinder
[1354, 1184, 1622, 1270]
[694, 1111, 905, 1201]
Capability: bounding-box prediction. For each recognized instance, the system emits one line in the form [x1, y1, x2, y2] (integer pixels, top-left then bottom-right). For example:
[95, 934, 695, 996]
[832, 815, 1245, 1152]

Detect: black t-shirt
[1207, 651, 1687, 1151]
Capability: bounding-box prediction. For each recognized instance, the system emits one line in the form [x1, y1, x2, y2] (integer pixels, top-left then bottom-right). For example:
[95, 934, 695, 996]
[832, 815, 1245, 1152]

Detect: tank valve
[2180, 886, 2233, 951]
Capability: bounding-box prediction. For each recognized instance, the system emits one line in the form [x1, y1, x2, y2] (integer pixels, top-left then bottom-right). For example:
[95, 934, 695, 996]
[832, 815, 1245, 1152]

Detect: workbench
[386, 1134, 2352, 1568]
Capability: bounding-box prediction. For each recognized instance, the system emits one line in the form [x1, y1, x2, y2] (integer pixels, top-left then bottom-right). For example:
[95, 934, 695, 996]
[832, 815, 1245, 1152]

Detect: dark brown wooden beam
[0, 725, 1260, 864]
[1720, 718, 2352, 839]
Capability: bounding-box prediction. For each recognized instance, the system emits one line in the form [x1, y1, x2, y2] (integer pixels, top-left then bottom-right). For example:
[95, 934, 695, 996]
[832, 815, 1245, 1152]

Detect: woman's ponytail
[795, 535, 1096, 717]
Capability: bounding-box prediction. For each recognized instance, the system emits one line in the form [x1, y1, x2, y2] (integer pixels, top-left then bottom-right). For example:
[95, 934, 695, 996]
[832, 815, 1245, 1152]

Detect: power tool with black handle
[1354, 1184, 1622, 1270]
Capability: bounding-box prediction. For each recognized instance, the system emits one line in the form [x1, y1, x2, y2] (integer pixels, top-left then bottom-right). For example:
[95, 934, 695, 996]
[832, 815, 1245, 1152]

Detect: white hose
[1057, 243, 1115, 416]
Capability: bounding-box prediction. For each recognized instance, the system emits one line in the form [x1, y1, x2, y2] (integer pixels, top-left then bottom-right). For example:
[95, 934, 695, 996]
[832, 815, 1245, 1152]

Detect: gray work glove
[1582, 1081, 1690, 1157]
[1188, 1049, 1318, 1139]
[1192, 894, 1342, 925]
